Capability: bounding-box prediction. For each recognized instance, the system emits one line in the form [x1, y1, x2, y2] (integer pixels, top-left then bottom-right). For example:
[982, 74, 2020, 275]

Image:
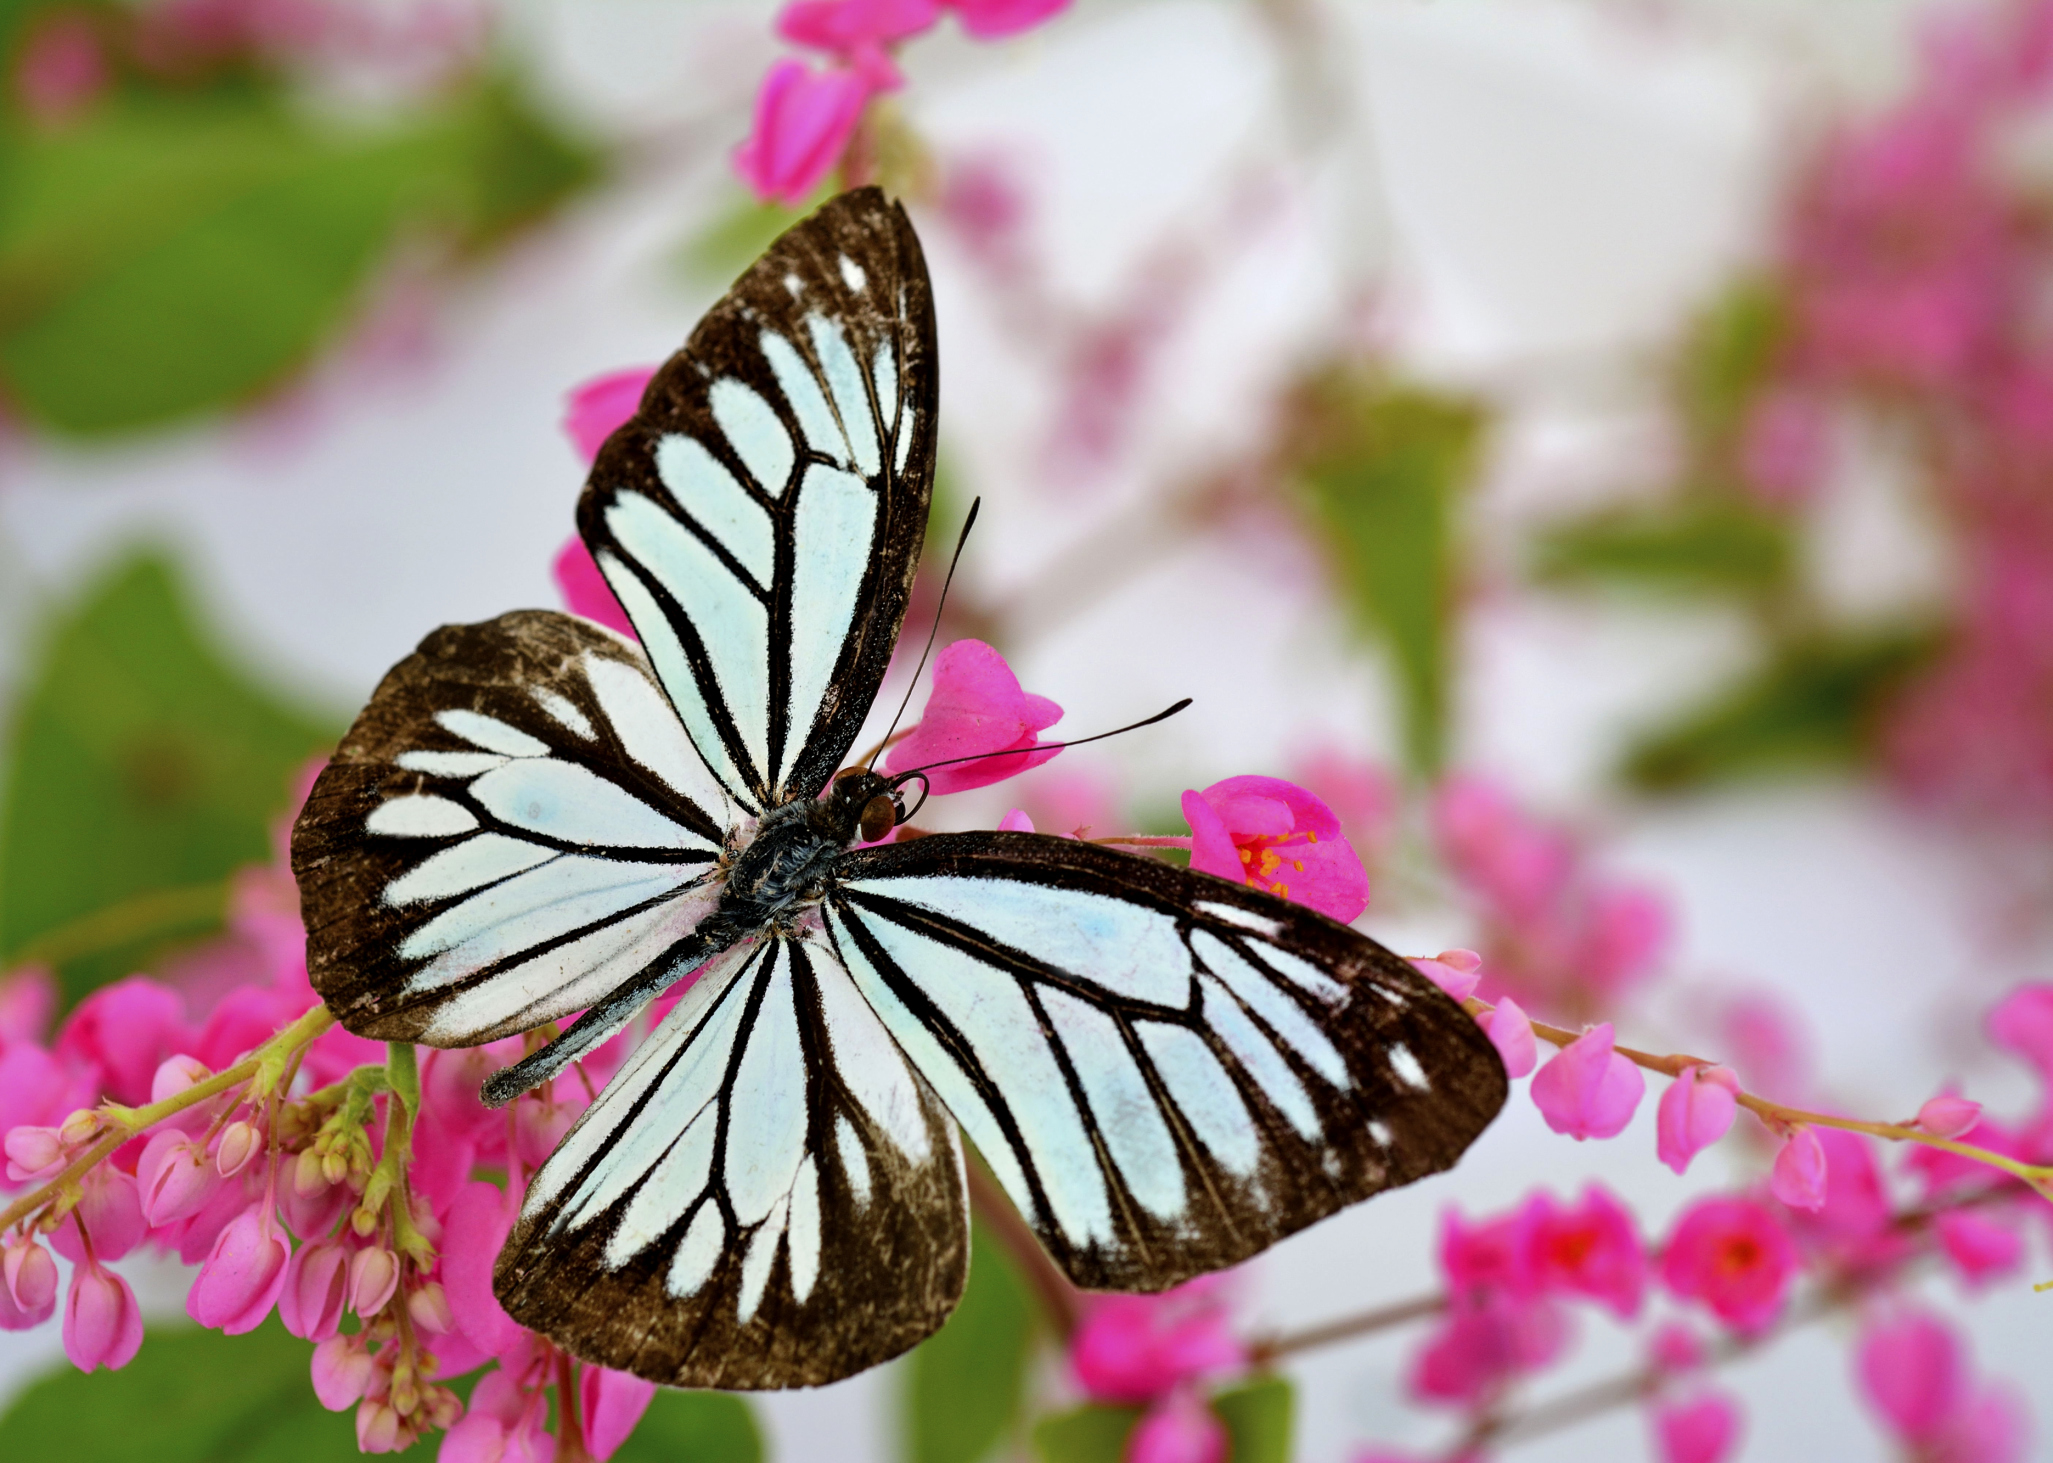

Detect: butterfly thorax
[715, 772, 889, 931]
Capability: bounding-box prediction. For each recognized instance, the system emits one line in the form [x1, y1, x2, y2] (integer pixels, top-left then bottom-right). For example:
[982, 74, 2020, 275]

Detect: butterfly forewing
[493, 932, 968, 1388]
[292, 611, 732, 1045]
[581, 189, 938, 813]
[822, 832, 1509, 1292]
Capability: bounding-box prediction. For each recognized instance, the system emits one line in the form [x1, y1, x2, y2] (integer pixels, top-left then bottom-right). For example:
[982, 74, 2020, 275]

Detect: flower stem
[1245, 1290, 1444, 1364]
[0, 1004, 335, 1235]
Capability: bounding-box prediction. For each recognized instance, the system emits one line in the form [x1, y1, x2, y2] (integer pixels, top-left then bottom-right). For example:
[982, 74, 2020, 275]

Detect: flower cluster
[1069, 1276, 1245, 1463]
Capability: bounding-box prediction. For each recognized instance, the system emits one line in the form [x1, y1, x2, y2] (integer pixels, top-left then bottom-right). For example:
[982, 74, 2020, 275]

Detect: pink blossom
[409, 1280, 454, 1333]
[945, 0, 1070, 41]
[1769, 1125, 1828, 1211]
[1288, 746, 1400, 854]
[1181, 776, 1369, 923]
[1409, 1295, 1570, 1406]
[49, 1165, 145, 1262]
[188, 1204, 291, 1334]
[312, 1334, 376, 1410]
[553, 539, 636, 641]
[55, 976, 190, 1105]
[998, 808, 1035, 832]
[0, 1042, 95, 1143]
[443, 1181, 524, 1358]
[215, 1119, 261, 1176]
[1648, 1320, 1708, 1375]
[1413, 949, 1481, 1002]
[1660, 1197, 1797, 1333]
[1518, 1186, 1646, 1319]
[1858, 1309, 1964, 1442]
[0, 1237, 58, 1330]
[777, 0, 939, 56]
[63, 1261, 142, 1371]
[1477, 998, 1536, 1079]
[1782, 1128, 1898, 1259]
[1987, 984, 2053, 1077]
[1070, 1276, 1243, 1404]
[563, 366, 656, 466]
[733, 57, 880, 207]
[1657, 1065, 1739, 1175]
[0, 965, 56, 1045]
[886, 640, 1064, 795]
[3, 1122, 67, 1182]
[443, 1363, 555, 1463]
[137, 1128, 220, 1226]
[1652, 1391, 1743, 1463]
[581, 1365, 659, 1461]
[1738, 387, 1833, 507]
[1932, 1384, 2033, 1463]
[1530, 1024, 1644, 1140]
[1126, 1386, 1225, 1463]
[1918, 1093, 1984, 1138]
[1438, 1207, 1530, 1298]
[1935, 1210, 2023, 1286]
[349, 1245, 400, 1319]
[280, 1238, 352, 1341]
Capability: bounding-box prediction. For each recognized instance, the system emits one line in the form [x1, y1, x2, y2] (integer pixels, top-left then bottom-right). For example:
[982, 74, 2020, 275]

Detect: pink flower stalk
[1126, 1385, 1226, 1463]
[885, 640, 1063, 795]
[63, 1261, 142, 1372]
[1518, 1186, 1647, 1319]
[1857, 1309, 1965, 1443]
[188, 1204, 292, 1334]
[1917, 1092, 1984, 1138]
[1652, 1391, 1743, 1463]
[1413, 949, 1481, 1002]
[1181, 775, 1369, 923]
[1529, 1024, 1645, 1140]
[1769, 1125, 1829, 1211]
[1070, 1277, 1244, 1404]
[1657, 1065, 1739, 1175]
[733, 56, 882, 207]
[1659, 1197, 1798, 1333]
[1935, 1210, 2024, 1286]
[581, 1365, 659, 1461]
[1476, 998, 1536, 1079]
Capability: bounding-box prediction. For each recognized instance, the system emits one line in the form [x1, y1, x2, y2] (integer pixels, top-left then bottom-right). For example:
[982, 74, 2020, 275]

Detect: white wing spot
[1389, 1043, 1430, 1093]
[710, 378, 795, 498]
[396, 751, 507, 779]
[736, 1200, 786, 1325]
[835, 1116, 872, 1208]
[783, 272, 803, 296]
[1368, 1120, 1393, 1145]
[530, 687, 594, 740]
[367, 795, 476, 838]
[435, 710, 548, 757]
[894, 405, 915, 475]
[1196, 901, 1282, 939]
[838, 255, 866, 292]
[667, 1205, 724, 1298]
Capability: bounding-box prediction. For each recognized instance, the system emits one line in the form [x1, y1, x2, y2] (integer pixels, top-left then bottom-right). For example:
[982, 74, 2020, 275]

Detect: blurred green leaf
[1679, 277, 1786, 452]
[0, 75, 595, 435]
[1531, 500, 1797, 599]
[1622, 627, 1940, 792]
[679, 189, 822, 285]
[1293, 372, 1485, 776]
[1212, 1378, 1294, 1463]
[0, 550, 337, 1000]
[0, 1319, 368, 1460]
[1031, 1401, 1141, 1463]
[904, 1220, 1037, 1463]
[612, 1390, 762, 1463]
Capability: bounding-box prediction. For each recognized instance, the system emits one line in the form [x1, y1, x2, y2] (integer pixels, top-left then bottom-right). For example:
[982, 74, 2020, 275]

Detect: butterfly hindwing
[822, 832, 1510, 1292]
[292, 611, 732, 1045]
[581, 187, 938, 814]
[494, 933, 969, 1389]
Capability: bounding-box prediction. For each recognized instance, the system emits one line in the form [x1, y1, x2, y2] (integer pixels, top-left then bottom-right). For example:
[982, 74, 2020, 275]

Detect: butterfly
[290, 187, 1508, 1391]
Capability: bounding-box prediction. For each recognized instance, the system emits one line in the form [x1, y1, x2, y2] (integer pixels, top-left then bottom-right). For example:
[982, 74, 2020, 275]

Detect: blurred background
[3, 0, 2052, 1459]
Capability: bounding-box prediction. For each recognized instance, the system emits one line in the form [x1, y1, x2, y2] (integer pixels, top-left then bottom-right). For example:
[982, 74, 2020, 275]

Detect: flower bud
[59, 1108, 100, 1146]
[312, 1334, 374, 1410]
[322, 1150, 350, 1186]
[293, 1147, 329, 1197]
[149, 1055, 211, 1104]
[349, 1246, 400, 1318]
[407, 1281, 453, 1334]
[1915, 1094, 1982, 1139]
[390, 1370, 420, 1417]
[137, 1129, 217, 1227]
[351, 1205, 379, 1239]
[355, 1399, 401, 1454]
[214, 1120, 261, 1177]
[4, 1125, 65, 1177]
[1, 1236, 59, 1329]
[425, 1384, 463, 1430]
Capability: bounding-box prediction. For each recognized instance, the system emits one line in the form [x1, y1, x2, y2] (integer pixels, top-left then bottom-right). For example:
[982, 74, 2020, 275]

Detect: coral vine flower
[1656, 1065, 1739, 1176]
[582, 1365, 660, 1461]
[1476, 998, 1536, 1079]
[553, 366, 657, 641]
[885, 639, 1063, 794]
[947, 0, 1070, 40]
[1651, 1390, 1742, 1463]
[188, 1204, 292, 1334]
[1659, 1197, 1797, 1333]
[734, 56, 883, 207]
[1126, 1385, 1226, 1463]
[1069, 1276, 1243, 1404]
[1181, 776, 1369, 923]
[1769, 1125, 1828, 1211]
[1857, 1309, 1964, 1443]
[777, 0, 940, 55]
[1517, 1186, 1646, 1319]
[1529, 1024, 1644, 1140]
[64, 1260, 142, 1373]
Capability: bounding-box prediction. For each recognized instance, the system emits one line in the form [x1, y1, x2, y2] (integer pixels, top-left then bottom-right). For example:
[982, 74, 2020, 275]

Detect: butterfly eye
[859, 794, 899, 843]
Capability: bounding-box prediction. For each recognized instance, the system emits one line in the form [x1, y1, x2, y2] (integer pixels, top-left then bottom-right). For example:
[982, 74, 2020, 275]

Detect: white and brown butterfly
[290, 188, 1507, 1391]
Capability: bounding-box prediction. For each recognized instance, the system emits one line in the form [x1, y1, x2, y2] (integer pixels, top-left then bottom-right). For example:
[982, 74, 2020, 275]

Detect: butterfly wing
[581, 187, 937, 814]
[494, 932, 968, 1389]
[292, 611, 734, 1045]
[822, 833, 1508, 1291]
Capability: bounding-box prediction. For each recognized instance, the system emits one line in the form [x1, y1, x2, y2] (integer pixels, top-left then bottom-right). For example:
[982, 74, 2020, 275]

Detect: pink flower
[733, 57, 879, 207]
[1917, 1093, 1984, 1138]
[1518, 1186, 1646, 1319]
[1648, 1321, 1708, 1375]
[581, 1365, 659, 1461]
[1289, 746, 1400, 854]
[443, 1363, 555, 1463]
[1126, 1386, 1225, 1463]
[1438, 1207, 1530, 1298]
[1070, 1277, 1243, 1404]
[1932, 1384, 2033, 1463]
[1770, 1125, 1828, 1211]
[1858, 1310, 1964, 1442]
[49, 1165, 145, 1262]
[1657, 1065, 1739, 1175]
[1652, 1391, 1743, 1463]
[1784, 1127, 1893, 1250]
[885, 640, 1064, 795]
[777, 0, 939, 56]
[1181, 776, 1369, 923]
[349, 1246, 400, 1319]
[54, 976, 190, 1104]
[997, 808, 1035, 832]
[1408, 1295, 1570, 1406]
[1413, 949, 1481, 1002]
[138, 1128, 220, 1226]
[0, 965, 56, 1045]
[1660, 1197, 1797, 1333]
[188, 1204, 291, 1334]
[563, 366, 656, 467]
[1477, 998, 1536, 1079]
[14, 13, 108, 127]
[1530, 1024, 1644, 1140]
[1935, 1210, 2023, 1287]
[443, 1181, 524, 1358]
[553, 539, 636, 641]
[1738, 387, 1833, 507]
[945, 0, 1070, 41]
[1987, 984, 2053, 1077]
[280, 1238, 352, 1341]
[312, 1334, 375, 1410]
[0, 1236, 58, 1330]
[64, 1261, 142, 1372]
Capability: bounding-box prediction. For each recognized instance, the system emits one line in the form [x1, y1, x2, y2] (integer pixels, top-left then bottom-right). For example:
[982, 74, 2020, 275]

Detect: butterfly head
[825, 767, 922, 845]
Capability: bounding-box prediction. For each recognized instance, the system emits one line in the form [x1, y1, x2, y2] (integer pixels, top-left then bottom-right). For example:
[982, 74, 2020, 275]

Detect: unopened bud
[294, 1147, 328, 1197]
[1917, 1093, 1983, 1139]
[58, 1109, 99, 1146]
[355, 1400, 400, 1454]
[407, 1281, 453, 1334]
[425, 1385, 463, 1430]
[351, 1206, 379, 1239]
[390, 1372, 420, 1418]
[322, 1151, 350, 1186]
[349, 1246, 400, 1317]
[215, 1121, 261, 1178]
[149, 1055, 212, 1103]
[2, 1126, 63, 1174]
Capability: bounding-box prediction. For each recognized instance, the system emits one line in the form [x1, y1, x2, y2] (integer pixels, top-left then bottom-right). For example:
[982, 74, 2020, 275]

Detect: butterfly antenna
[865, 498, 981, 771]
[890, 697, 1193, 783]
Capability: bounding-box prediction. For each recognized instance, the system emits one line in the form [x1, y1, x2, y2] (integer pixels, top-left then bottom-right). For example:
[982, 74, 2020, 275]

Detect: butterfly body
[292, 189, 1508, 1391]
